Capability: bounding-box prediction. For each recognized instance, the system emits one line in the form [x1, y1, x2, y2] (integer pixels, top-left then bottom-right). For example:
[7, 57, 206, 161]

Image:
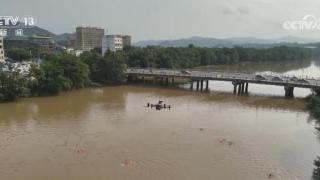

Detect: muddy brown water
[0, 60, 320, 180]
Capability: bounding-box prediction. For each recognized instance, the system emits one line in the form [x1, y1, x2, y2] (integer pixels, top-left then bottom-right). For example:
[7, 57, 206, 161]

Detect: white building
[0, 36, 4, 63]
[101, 35, 131, 56]
[102, 35, 123, 55]
[65, 48, 84, 57]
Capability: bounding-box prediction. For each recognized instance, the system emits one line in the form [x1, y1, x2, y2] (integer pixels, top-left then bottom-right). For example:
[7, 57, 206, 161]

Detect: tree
[93, 51, 127, 84]
[30, 53, 89, 95]
[313, 157, 320, 179]
[30, 60, 70, 95]
[0, 72, 29, 102]
[6, 48, 31, 61]
[55, 54, 89, 89]
[80, 50, 103, 81]
[306, 95, 320, 121]
[123, 46, 311, 67]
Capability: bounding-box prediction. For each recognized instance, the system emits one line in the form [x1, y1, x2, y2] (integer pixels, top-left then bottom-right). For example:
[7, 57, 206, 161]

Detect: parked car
[255, 75, 266, 80]
[181, 70, 191, 75]
[272, 77, 283, 81]
[290, 77, 298, 81]
[297, 79, 310, 84]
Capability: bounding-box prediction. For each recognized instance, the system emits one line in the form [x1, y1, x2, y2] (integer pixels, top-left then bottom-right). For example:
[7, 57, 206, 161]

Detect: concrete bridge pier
[245, 82, 249, 94]
[233, 84, 237, 94]
[232, 81, 238, 94]
[284, 86, 294, 98]
[142, 76, 145, 84]
[171, 77, 175, 86]
[238, 83, 242, 95]
[160, 77, 164, 85]
[190, 81, 194, 90]
[200, 80, 204, 91]
[241, 82, 245, 94]
[205, 80, 209, 91]
[165, 77, 169, 86]
[196, 80, 200, 91]
[232, 81, 248, 95]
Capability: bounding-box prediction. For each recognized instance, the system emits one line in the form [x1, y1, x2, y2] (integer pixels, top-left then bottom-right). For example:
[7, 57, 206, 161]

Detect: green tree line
[0, 51, 126, 102]
[0, 45, 311, 102]
[125, 46, 311, 68]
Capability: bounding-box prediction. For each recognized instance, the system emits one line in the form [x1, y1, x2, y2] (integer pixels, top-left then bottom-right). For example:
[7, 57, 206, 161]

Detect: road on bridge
[126, 68, 320, 97]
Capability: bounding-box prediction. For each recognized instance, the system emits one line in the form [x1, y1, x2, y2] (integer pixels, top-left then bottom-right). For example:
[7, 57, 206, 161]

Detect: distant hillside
[4, 23, 320, 49]
[53, 33, 75, 42]
[134, 36, 320, 48]
[134, 40, 163, 47]
[3, 24, 77, 47]
[4, 23, 55, 40]
[53, 33, 76, 48]
[160, 37, 230, 47]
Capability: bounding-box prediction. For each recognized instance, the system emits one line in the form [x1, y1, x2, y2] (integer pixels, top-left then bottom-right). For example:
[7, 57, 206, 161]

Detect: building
[76, 27, 104, 51]
[0, 36, 4, 63]
[122, 35, 132, 48]
[29, 35, 54, 47]
[101, 35, 131, 56]
[102, 35, 123, 55]
[2, 22, 56, 50]
[4, 35, 55, 53]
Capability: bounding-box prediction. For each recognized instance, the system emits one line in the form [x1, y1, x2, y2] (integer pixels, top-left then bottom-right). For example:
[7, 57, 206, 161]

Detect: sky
[1, 0, 320, 42]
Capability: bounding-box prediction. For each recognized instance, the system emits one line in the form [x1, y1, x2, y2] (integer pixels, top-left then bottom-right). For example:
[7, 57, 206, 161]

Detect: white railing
[126, 68, 320, 88]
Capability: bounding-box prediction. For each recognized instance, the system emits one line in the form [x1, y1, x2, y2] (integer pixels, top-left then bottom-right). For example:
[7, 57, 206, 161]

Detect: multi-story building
[122, 35, 132, 48]
[101, 35, 131, 56]
[76, 27, 104, 51]
[0, 36, 5, 63]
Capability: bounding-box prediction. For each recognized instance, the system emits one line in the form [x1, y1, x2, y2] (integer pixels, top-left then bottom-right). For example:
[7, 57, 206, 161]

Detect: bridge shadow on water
[126, 82, 306, 112]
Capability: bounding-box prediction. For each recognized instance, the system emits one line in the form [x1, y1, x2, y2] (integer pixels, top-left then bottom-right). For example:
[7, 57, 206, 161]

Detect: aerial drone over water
[146, 100, 171, 111]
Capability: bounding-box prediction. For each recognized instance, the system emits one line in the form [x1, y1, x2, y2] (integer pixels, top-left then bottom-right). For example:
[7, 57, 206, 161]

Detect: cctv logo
[0, 16, 20, 26]
[0, 16, 35, 27]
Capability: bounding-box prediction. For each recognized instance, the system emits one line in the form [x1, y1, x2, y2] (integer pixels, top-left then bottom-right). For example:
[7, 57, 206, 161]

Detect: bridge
[126, 68, 320, 97]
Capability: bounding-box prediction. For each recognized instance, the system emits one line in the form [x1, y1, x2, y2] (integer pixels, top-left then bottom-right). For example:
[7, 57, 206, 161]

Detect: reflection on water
[0, 88, 126, 123]
[0, 59, 320, 180]
[0, 86, 319, 180]
[194, 59, 314, 74]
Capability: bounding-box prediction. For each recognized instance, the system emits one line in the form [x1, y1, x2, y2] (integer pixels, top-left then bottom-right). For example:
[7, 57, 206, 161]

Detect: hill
[134, 36, 320, 48]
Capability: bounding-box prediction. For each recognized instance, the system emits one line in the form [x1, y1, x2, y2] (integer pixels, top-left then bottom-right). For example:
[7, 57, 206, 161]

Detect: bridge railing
[126, 68, 320, 87]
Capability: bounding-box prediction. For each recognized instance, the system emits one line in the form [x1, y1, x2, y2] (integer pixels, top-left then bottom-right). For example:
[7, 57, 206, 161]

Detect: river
[0, 59, 319, 180]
